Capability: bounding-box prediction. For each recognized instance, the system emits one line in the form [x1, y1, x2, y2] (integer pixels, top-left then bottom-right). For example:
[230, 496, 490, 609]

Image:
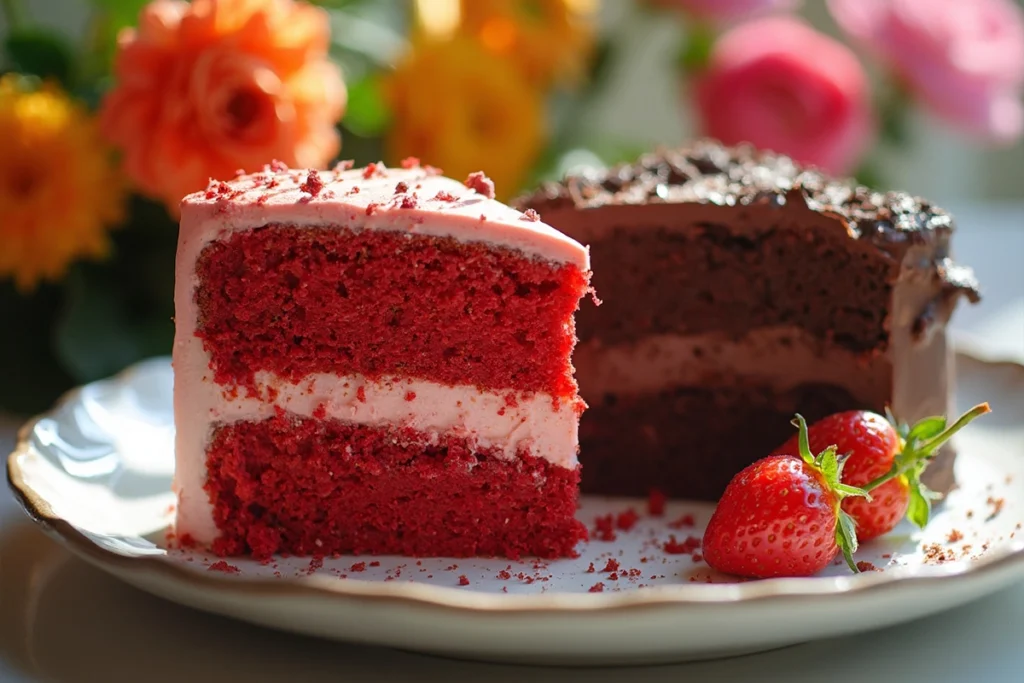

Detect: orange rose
[100, 0, 345, 214]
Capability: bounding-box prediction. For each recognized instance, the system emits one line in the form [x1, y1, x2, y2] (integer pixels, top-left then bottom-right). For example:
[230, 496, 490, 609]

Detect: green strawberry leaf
[836, 510, 860, 573]
[906, 482, 932, 529]
[906, 416, 946, 446]
[793, 414, 815, 466]
[818, 446, 840, 483]
[835, 483, 871, 500]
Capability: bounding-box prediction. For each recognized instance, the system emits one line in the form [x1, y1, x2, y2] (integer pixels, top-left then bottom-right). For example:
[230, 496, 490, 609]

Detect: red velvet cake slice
[173, 161, 591, 560]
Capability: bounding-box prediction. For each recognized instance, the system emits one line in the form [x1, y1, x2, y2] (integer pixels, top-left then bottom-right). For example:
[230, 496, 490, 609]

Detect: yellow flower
[0, 76, 124, 292]
[454, 0, 598, 87]
[385, 37, 544, 198]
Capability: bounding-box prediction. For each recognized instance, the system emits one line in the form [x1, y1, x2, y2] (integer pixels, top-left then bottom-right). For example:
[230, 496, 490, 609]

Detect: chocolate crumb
[465, 171, 495, 198]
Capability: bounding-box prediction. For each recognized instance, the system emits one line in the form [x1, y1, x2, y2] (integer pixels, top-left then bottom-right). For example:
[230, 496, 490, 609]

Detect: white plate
[7, 355, 1024, 665]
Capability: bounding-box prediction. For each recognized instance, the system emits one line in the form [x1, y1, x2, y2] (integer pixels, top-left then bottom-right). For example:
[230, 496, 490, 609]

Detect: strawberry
[703, 416, 867, 578]
[771, 403, 990, 541]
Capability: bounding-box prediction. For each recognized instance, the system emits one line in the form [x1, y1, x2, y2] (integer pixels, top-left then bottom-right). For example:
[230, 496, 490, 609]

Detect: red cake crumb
[307, 556, 324, 574]
[600, 558, 620, 573]
[347, 186, 360, 195]
[588, 582, 605, 593]
[334, 160, 355, 171]
[400, 157, 420, 169]
[616, 509, 639, 531]
[663, 535, 701, 555]
[395, 181, 409, 194]
[464, 171, 495, 198]
[205, 416, 586, 559]
[593, 514, 616, 542]
[458, 575, 470, 586]
[497, 569, 512, 580]
[585, 562, 595, 573]
[196, 226, 589, 396]
[270, 160, 288, 172]
[398, 194, 418, 209]
[356, 386, 366, 403]
[648, 489, 666, 516]
[947, 529, 964, 543]
[350, 562, 366, 572]
[424, 164, 442, 176]
[313, 403, 327, 419]
[208, 560, 240, 574]
[520, 209, 540, 222]
[404, 391, 416, 401]
[363, 162, 386, 179]
[432, 190, 458, 202]
[299, 170, 324, 197]
[668, 513, 695, 529]
[365, 202, 379, 215]
[987, 496, 1005, 521]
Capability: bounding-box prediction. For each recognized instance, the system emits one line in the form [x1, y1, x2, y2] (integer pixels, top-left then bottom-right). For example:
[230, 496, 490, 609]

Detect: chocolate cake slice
[515, 140, 980, 501]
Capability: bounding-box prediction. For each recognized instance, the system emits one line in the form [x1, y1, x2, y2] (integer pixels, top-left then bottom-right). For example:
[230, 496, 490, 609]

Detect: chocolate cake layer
[580, 382, 862, 500]
[515, 140, 979, 499]
[574, 214, 895, 350]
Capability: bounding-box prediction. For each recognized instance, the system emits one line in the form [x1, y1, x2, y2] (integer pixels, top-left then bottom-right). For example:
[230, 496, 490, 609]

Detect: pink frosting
[179, 162, 589, 269]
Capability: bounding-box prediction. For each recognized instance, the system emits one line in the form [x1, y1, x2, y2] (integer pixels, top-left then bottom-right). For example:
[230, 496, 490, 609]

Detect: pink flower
[829, 0, 1024, 143]
[694, 17, 874, 175]
[651, 0, 800, 24]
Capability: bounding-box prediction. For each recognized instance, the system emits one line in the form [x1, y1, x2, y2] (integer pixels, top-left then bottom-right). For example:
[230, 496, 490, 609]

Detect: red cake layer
[205, 415, 587, 559]
[195, 226, 589, 396]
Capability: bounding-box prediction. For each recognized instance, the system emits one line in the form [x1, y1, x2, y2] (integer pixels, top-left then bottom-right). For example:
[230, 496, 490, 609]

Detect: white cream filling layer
[172, 338, 578, 545]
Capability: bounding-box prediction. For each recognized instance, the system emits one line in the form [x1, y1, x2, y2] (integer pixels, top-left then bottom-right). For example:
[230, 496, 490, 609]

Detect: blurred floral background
[0, 0, 1022, 413]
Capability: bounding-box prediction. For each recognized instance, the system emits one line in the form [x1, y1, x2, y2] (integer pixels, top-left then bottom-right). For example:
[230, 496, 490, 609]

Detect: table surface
[2, 205, 1022, 683]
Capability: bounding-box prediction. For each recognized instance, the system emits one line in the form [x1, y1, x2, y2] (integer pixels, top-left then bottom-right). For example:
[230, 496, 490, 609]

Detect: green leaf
[835, 484, 871, 500]
[906, 416, 947, 445]
[906, 484, 932, 529]
[3, 29, 74, 85]
[91, 0, 148, 28]
[342, 77, 391, 137]
[794, 414, 815, 466]
[836, 510, 860, 573]
[677, 22, 716, 73]
[818, 446, 839, 485]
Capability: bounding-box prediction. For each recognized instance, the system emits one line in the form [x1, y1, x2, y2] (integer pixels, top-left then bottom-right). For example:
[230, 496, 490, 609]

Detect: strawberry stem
[862, 403, 990, 492]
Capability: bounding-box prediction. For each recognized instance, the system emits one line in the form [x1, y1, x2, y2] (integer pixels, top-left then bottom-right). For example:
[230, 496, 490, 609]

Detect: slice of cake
[173, 161, 591, 560]
[515, 141, 979, 501]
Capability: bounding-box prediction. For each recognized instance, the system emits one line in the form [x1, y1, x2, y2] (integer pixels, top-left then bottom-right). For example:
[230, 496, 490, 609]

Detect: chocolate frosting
[515, 139, 980, 304]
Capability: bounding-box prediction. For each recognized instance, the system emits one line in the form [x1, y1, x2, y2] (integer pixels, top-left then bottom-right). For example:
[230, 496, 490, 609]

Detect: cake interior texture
[192, 225, 588, 558]
[516, 142, 979, 501]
